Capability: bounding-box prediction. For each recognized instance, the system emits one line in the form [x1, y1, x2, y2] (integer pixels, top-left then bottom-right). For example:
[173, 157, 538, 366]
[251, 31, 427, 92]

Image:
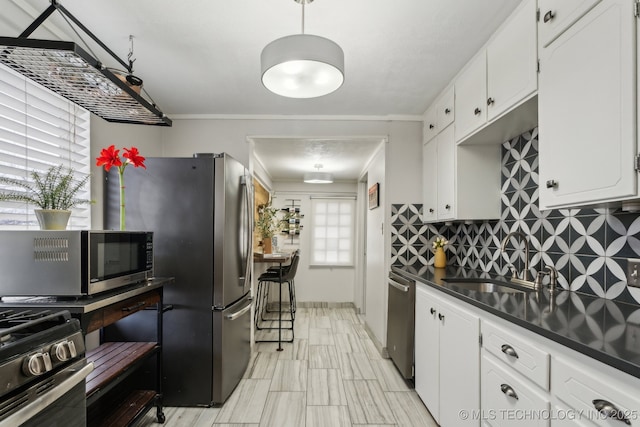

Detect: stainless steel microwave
[0, 230, 153, 297]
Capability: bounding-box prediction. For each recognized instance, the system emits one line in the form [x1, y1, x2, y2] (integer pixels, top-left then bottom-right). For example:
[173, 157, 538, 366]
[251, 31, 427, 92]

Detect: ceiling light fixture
[261, 0, 344, 99]
[0, 0, 171, 126]
[304, 164, 333, 184]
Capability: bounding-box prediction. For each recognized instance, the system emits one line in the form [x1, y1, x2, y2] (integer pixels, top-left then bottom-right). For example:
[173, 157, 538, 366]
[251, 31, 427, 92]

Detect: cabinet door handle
[487, 97, 494, 106]
[445, 204, 451, 210]
[546, 179, 558, 188]
[500, 384, 519, 400]
[438, 313, 445, 321]
[501, 344, 519, 359]
[592, 400, 631, 425]
[429, 208, 434, 213]
[429, 124, 435, 129]
[430, 307, 436, 315]
[543, 10, 555, 23]
[474, 107, 481, 115]
[122, 301, 146, 312]
[444, 108, 451, 114]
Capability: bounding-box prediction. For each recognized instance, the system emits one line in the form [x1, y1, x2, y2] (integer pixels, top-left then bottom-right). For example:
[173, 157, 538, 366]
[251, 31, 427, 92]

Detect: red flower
[96, 145, 122, 171]
[123, 147, 146, 169]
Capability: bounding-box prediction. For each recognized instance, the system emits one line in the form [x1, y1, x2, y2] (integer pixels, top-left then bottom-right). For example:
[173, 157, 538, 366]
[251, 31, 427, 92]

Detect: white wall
[364, 147, 387, 346]
[89, 116, 423, 348]
[271, 181, 358, 304]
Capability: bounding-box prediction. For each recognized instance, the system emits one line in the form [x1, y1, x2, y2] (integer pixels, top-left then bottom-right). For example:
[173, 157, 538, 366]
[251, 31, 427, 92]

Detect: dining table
[253, 252, 292, 351]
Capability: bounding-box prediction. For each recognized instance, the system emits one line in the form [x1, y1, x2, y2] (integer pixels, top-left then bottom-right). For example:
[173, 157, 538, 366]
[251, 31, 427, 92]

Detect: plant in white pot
[0, 165, 91, 230]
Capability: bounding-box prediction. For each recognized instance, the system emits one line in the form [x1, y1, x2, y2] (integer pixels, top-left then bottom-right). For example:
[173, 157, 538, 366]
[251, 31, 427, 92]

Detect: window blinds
[0, 63, 91, 229]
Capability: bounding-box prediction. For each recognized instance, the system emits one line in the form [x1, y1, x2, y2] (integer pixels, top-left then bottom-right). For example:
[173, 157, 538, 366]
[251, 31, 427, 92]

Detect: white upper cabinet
[455, 0, 538, 144]
[486, 0, 538, 122]
[422, 138, 437, 222]
[422, 127, 501, 223]
[537, 0, 601, 48]
[436, 125, 456, 221]
[424, 104, 438, 143]
[454, 52, 487, 142]
[436, 87, 455, 132]
[538, 0, 636, 209]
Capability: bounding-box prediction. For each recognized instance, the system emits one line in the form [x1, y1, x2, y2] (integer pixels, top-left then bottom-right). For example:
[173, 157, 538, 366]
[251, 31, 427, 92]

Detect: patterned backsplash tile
[392, 127, 640, 304]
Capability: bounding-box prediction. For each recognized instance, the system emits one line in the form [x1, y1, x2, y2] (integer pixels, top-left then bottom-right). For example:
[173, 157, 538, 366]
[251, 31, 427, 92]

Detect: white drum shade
[303, 172, 334, 183]
[261, 34, 344, 98]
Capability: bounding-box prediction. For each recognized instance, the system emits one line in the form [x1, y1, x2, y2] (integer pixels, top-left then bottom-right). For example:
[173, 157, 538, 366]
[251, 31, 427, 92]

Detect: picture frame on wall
[368, 183, 379, 209]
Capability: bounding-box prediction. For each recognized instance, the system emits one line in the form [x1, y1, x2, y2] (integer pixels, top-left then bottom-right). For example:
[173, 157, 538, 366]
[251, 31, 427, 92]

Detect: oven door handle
[0, 362, 94, 427]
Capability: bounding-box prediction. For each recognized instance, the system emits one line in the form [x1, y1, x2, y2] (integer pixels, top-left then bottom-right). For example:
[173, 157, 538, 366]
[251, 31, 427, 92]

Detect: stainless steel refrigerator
[105, 153, 252, 406]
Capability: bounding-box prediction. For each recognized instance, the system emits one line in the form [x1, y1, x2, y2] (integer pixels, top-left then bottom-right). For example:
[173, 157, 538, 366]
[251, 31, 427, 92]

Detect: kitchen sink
[442, 278, 529, 294]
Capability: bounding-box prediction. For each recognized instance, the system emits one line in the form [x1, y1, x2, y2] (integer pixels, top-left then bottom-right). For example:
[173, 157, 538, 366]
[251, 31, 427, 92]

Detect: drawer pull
[438, 313, 445, 321]
[430, 307, 436, 315]
[501, 344, 519, 359]
[592, 399, 631, 425]
[122, 301, 146, 312]
[429, 124, 435, 129]
[444, 108, 451, 114]
[500, 384, 518, 400]
[543, 10, 555, 23]
[474, 107, 481, 115]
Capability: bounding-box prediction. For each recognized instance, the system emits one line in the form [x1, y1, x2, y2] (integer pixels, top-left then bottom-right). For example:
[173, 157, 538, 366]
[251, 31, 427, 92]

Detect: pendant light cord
[301, 1, 305, 34]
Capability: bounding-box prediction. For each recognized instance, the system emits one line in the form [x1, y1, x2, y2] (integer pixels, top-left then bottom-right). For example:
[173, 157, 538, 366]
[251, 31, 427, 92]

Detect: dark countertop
[392, 265, 640, 380]
[0, 277, 173, 313]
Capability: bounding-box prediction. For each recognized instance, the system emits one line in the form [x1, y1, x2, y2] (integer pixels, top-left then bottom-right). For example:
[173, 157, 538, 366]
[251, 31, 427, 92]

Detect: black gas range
[0, 309, 92, 426]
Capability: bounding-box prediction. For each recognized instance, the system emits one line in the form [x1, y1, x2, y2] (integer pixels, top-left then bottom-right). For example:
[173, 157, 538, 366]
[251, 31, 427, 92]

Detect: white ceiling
[251, 137, 385, 182]
[2, 0, 522, 180]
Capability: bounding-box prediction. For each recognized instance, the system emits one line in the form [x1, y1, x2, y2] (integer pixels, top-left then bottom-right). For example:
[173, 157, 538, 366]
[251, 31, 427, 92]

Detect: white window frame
[0, 63, 91, 230]
[310, 197, 356, 267]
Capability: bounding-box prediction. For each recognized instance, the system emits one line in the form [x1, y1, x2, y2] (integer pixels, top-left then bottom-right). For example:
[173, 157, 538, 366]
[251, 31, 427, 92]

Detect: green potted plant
[255, 201, 281, 254]
[0, 164, 91, 230]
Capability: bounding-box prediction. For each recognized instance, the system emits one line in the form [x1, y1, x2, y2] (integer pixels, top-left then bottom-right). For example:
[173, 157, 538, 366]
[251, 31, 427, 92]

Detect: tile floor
[138, 307, 437, 426]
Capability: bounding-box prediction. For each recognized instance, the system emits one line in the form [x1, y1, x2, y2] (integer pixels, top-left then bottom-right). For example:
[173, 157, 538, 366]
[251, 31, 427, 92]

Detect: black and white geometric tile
[391, 127, 640, 305]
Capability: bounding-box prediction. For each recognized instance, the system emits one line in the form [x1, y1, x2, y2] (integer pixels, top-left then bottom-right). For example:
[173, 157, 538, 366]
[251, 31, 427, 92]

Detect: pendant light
[261, 0, 344, 99]
[304, 164, 333, 184]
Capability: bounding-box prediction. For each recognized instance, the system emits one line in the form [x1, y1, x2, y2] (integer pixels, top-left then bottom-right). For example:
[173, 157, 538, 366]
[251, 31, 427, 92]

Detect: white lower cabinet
[482, 320, 550, 390]
[482, 355, 550, 427]
[550, 402, 594, 427]
[413, 285, 640, 427]
[552, 356, 640, 427]
[415, 284, 481, 426]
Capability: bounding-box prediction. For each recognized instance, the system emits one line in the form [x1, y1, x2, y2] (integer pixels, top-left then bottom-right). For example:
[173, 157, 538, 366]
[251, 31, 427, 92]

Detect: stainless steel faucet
[500, 231, 533, 287]
[534, 265, 558, 293]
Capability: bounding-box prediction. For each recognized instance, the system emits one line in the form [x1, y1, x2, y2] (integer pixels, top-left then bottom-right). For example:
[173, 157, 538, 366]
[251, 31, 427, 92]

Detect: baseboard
[363, 320, 389, 359]
[297, 301, 356, 309]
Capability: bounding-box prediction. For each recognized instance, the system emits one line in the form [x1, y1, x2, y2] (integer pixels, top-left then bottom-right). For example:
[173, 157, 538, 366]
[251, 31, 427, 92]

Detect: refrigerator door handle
[240, 174, 252, 288]
[224, 299, 253, 320]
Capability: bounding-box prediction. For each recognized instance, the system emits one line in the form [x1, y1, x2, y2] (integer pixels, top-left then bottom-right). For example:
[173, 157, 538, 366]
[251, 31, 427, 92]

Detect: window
[310, 198, 355, 266]
[0, 63, 91, 230]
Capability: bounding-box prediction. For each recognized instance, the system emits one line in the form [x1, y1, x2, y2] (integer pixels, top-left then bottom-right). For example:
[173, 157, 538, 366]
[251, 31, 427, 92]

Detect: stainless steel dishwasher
[386, 270, 416, 379]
